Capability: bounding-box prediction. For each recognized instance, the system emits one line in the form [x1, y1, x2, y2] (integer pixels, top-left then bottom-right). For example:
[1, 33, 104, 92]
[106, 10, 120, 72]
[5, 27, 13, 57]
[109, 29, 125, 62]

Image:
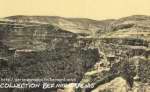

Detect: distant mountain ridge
[3, 15, 114, 35]
[2, 15, 150, 38]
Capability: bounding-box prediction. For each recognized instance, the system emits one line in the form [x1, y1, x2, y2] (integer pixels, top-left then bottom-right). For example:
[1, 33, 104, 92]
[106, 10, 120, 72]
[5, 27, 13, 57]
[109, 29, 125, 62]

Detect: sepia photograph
[0, 0, 150, 92]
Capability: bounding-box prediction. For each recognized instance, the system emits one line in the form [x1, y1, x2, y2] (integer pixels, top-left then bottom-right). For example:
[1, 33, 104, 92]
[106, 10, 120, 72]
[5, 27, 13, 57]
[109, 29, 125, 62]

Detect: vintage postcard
[0, 0, 150, 92]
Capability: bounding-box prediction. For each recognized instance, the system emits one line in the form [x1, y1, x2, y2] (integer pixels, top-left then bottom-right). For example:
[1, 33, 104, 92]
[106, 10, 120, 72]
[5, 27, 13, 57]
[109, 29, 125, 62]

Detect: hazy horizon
[1, 0, 150, 20]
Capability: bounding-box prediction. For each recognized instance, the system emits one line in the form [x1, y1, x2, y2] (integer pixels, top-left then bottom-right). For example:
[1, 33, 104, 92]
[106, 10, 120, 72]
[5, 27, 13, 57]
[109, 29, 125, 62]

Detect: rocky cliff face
[79, 15, 150, 92]
[0, 15, 150, 92]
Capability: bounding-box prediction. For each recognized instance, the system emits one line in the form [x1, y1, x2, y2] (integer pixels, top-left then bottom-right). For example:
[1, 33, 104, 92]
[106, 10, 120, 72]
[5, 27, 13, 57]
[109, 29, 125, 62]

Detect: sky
[0, 0, 150, 20]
